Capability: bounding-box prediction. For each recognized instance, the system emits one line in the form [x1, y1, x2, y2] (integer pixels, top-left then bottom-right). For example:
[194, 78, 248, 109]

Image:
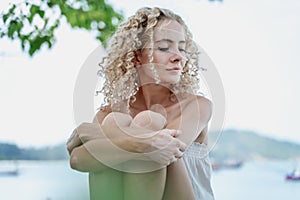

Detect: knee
[131, 110, 166, 130]
[102, 112, 132, 127]
[70, 149, 80, 170]
[69, 148, 86, 172]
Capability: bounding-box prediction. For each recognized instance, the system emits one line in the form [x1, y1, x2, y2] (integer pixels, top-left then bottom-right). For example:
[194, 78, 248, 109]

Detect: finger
[67, 133, 82, 152]
[177, 140, 187, 152]
[174, 150, 184, 158]
[67, 129, 77, 143]
[169, 129, 182, 137]
[67, 143, 77, 155]
[67, 141, 75, 155]
[171, 156, 177, 163]
[167, 157, 177, 165]
[67, 132, 78, 146]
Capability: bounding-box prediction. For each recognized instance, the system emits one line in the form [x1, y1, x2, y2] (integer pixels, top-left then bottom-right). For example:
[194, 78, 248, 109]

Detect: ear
[134, 50, 142, 67]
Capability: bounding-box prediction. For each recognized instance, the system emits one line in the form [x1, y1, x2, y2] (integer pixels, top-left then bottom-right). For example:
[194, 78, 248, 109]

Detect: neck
[136, 84, 172, 109]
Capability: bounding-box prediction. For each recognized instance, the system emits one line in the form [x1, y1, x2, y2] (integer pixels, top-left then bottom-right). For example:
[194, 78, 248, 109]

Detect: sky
[0, 0, 300, 147]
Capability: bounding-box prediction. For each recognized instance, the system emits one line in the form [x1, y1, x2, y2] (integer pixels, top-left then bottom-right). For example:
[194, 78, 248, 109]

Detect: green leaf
[28, 40, 35, 56]
[8, 4, 16, 14]
[0, 0, 124, 56]
[38, 10, 45, 18]
[7, 20, 17, 38]
[3, 13, 10, 23]
[29, 5, 41, 23]
[30, 5, 39, 14]
[15, 21, 23, 36]
[28, 13, 35, 23]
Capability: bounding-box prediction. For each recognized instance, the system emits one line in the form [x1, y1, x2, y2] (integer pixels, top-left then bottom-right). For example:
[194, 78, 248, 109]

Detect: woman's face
[137, 19, 187, 85]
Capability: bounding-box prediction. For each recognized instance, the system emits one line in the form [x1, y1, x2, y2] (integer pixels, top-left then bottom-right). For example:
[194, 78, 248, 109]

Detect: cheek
[152, 52, 168, 64]
[138, 64, 156, 79]
[140, 56, 149, 65]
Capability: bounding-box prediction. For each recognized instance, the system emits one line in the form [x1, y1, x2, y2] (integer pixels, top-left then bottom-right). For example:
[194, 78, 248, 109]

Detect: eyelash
[158, 47, 186, 53]
[179, 48, 186, 53]
[158, 47, 169, 51]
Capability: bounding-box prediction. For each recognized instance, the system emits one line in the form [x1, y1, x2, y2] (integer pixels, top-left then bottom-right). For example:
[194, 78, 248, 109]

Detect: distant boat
[286, 168, 300, 181]
[212, 159, 243, 171]
[0, 161, 19, 176]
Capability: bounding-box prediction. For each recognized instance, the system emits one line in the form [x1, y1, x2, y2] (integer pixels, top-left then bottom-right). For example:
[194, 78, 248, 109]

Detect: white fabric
[183, 142, 215, 200]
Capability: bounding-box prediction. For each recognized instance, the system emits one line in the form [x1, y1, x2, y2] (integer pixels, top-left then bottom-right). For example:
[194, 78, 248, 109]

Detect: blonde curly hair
[97, 7, 201, 112]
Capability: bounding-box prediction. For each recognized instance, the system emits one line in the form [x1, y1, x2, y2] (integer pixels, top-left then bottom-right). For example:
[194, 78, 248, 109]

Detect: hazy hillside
[209, 129, 300, 160]
[0, 142, 68, 160]
[1, 129, 300, 160]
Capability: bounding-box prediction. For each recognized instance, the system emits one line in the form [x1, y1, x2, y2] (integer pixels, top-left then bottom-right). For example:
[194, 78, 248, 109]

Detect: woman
[67, 7, 214, 200]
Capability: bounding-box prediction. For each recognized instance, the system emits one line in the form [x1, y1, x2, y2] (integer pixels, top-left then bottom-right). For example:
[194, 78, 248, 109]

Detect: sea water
[0, 160, 89, 200]
[0, 160, 299, 200]
[212, 161, 300, 200]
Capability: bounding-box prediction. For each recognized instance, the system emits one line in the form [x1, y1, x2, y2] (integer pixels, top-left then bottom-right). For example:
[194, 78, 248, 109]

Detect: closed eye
[158, 47, 169, 52]
[179, 48, 186, 53]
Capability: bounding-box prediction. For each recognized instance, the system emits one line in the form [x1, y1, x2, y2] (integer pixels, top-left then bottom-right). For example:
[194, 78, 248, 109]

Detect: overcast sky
[1, 0, 300, 147]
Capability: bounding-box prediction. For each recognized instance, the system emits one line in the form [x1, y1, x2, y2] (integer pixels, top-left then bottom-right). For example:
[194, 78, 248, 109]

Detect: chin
[161, 78, 180, 85]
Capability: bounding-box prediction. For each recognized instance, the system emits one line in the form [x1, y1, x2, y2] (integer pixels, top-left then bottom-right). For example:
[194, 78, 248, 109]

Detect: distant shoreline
[1, 129, 300, 161]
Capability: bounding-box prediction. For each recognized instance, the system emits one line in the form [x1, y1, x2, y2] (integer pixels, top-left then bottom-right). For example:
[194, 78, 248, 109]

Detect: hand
[67, 128, 81, 155]
[67, 123, 103, 155]
[144, 129, 186, 166]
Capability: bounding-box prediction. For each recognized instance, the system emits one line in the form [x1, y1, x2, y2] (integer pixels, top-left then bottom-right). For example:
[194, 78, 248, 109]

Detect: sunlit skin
[67, 18, 212, 200]
[101, 110, 167, 200]
[136, 20, 187, 86]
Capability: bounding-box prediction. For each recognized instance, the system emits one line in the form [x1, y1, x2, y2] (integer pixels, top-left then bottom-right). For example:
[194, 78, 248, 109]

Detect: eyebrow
[155, 39, 186, 44]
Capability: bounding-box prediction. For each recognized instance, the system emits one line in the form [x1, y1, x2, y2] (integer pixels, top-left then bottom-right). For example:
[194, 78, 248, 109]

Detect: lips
[166, 67, 181, 71]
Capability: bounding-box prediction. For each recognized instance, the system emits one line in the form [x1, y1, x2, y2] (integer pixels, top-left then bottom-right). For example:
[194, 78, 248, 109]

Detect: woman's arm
[68, 125, 149, 172]
[67, 111, 186, 172]
[162, 96, 213, 200]
[167, 95, 212, 147]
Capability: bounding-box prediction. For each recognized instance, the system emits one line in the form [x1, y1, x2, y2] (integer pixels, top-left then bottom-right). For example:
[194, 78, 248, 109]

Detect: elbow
[69, 145, 108, 173]
[67, 143, 73, 155]
[69, 148, 86, 172]
[69, 153, 78, 170]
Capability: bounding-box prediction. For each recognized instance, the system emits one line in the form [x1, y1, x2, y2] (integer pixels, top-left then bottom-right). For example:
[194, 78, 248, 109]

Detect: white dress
[183, 142, 215, 200]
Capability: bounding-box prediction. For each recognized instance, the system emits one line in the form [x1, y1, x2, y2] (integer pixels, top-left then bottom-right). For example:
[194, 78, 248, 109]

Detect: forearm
[68, 123, 185, 173]
[69, 125, 158, 172]
[70, 137, 163, 173]
[70, 123, 153, 152]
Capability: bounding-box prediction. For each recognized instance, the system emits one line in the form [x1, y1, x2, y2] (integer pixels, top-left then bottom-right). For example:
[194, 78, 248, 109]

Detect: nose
[170, 49, 185, 63]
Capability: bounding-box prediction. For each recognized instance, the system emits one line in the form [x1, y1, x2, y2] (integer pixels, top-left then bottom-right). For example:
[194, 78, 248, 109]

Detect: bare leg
[97, 111, 167, 200]
[123, 168, 166, 200]
[92, 111, 194, 199]
[163, 159, 195, 200]
[122, 110, 167, 200]
[89, 169, 123, 200]
[88, 112, 132, 199]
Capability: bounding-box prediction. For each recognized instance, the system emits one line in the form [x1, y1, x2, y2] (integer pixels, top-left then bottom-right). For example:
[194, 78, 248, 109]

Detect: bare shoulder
[184, 94, 213, 123]
[196, 95, 212, 112]
[196, 95, 213, 122]
[188, 95, 212, 143]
